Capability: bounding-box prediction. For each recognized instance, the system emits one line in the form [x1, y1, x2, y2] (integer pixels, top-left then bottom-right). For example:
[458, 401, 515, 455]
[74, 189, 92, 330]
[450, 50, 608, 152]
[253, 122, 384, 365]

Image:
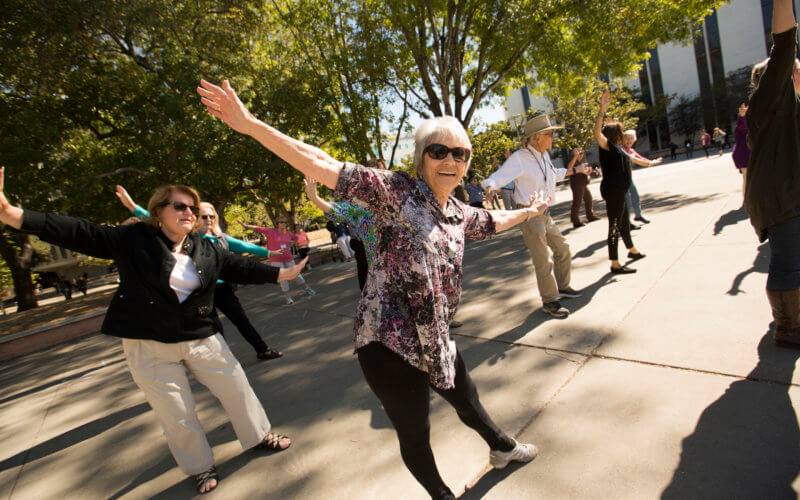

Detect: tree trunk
[0, 229, 38, 311]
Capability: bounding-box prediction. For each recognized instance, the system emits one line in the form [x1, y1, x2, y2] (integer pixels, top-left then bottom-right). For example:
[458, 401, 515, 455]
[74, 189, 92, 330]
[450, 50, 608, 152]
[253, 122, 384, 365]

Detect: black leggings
[350, 239, 369, 291]
[213, 282, 269, 354]
[602, 189, 634, 261]
[357, 342, 514, 499]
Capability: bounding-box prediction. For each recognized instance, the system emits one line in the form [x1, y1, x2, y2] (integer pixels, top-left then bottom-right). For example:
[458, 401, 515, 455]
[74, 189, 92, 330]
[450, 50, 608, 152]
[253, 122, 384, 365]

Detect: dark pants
[298, 246, 310, 259]
[213, 282, 269, 354]
[767, 206, 800, 290]
[357, 342, 514, 499]
[703, 145, 709, 158]
[350, 239, 369, 291]
[602, 187, 634, 261]
[569, 174, 595, 224]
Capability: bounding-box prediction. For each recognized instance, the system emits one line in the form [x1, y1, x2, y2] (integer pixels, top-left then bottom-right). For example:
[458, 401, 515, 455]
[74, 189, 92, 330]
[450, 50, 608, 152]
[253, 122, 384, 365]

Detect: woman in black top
[0, 169, 306, 494]
[745, 0, 800, 345]
[594, 90, 645, 274]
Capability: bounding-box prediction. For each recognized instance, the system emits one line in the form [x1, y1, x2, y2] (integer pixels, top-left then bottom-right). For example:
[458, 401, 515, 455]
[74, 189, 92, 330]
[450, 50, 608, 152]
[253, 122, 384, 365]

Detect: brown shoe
[767, 289, 800, 346]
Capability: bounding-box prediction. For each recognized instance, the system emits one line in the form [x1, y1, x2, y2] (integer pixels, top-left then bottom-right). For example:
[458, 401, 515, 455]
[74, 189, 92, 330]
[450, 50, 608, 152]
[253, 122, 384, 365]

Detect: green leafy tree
[371, 0, 722, 127]
[468, 122, 517, 180]
[539, 78, 645, 152]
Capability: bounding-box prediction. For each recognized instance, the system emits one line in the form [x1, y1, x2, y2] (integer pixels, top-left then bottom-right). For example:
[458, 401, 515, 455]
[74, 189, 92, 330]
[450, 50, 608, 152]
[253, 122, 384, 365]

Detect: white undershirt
[169, 252, 201, 303]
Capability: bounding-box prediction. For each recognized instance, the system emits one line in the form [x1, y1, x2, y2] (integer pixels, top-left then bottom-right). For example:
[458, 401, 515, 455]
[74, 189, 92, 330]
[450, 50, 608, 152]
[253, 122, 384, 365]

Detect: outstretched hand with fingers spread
[278, 257, 308, 282]
[197, 80, 256, 135]
[115, 185, 137, 212]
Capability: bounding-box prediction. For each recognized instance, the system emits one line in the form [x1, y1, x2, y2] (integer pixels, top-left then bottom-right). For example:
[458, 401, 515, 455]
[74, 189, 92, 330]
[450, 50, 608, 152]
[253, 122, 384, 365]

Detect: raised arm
[198, 80, 342, 189]
[594, 90, 611, 151]
[0, 168, 23, 229]
[774, 0, 796, 35]
[628, 154, 663, 168]
[304, 177, 332, 214]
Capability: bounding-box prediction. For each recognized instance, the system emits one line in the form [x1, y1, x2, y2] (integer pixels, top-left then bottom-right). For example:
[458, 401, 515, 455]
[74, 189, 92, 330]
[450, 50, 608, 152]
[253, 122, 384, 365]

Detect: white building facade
[505, 0, 799, 153]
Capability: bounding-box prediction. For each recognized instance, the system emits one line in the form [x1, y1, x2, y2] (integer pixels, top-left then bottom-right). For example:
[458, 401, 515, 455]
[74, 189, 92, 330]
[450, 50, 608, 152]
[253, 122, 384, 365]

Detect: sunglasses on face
[424, 143, 471, 162]
[278, 221, 287, 224]
[160, 201, 199, 216]
[200, 214, 216, 221]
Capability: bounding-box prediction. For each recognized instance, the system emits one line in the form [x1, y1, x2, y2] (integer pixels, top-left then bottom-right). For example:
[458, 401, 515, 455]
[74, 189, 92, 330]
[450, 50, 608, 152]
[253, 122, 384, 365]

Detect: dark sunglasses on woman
[160, 201, 199, 216]
[424, 143, 471, 162]
[201, 214, 216, 221]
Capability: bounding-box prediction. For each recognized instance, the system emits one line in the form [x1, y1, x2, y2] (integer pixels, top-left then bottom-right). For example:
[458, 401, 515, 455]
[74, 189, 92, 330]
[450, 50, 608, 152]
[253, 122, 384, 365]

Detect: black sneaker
[630, 223, 641, 230]
[634, 216, 650, 224]
[542, 301, 569, 318]
[610, 266, 637, 274]
[627, 251, 646, 261]
[450, 320, 463, 329]
[558, 287, 582, 299]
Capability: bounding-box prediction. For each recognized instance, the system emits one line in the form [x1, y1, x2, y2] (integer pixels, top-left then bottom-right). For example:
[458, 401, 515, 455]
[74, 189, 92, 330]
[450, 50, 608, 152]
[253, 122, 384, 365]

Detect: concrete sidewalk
[1, 153, 797, 499]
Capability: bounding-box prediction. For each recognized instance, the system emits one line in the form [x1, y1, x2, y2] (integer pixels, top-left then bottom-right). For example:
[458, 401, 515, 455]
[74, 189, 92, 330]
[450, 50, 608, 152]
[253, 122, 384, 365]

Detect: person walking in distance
[700, 129, 712, 158]
[481, 114, 591, 318]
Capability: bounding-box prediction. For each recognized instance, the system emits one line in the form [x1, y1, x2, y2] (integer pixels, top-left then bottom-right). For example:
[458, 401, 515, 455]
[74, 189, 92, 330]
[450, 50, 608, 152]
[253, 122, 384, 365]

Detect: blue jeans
[626, 181, 643, 219]
[767, 206, 800, 290]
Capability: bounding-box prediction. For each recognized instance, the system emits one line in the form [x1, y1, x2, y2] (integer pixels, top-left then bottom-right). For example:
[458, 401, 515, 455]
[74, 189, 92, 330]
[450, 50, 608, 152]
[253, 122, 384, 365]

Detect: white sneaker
[489, 441, 538, 469]
[305, 287, 317, 296]
[285, 296, 295, 305]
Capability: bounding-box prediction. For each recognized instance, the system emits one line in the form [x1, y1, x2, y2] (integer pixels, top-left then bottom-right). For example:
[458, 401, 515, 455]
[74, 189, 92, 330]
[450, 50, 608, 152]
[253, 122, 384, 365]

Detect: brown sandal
[255, 432, 291, 451]
[195, 466, 218, 494]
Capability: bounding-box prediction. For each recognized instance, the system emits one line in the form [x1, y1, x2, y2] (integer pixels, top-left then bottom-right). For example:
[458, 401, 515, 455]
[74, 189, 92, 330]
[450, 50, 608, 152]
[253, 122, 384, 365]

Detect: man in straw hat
[482, 114, 591, 318]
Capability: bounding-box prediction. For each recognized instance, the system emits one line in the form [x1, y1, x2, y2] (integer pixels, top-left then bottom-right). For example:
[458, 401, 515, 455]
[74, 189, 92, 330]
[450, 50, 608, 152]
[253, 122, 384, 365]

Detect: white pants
[271, 260, 306, 292]
[336, 236, 354, 259]
[122, 334, 270, 475]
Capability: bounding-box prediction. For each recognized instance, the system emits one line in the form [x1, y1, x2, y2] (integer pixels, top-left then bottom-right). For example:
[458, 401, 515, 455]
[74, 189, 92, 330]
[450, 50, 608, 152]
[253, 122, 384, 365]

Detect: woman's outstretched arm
[0, 168, 23, 229]
[198, 79, 343, 189]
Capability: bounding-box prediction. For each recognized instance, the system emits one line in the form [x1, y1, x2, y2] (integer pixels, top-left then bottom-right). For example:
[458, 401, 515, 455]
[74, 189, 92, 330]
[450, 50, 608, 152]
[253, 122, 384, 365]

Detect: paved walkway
[2, 153, 797, 499]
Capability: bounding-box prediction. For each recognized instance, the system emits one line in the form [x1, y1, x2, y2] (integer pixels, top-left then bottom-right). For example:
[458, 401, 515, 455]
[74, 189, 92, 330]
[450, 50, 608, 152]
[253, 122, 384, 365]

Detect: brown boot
[766, 288, 800, 346]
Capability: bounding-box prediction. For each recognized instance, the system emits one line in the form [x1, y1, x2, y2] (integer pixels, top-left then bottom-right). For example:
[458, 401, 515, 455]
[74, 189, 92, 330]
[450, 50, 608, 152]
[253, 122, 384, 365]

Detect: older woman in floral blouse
[198, 79, 546, 499]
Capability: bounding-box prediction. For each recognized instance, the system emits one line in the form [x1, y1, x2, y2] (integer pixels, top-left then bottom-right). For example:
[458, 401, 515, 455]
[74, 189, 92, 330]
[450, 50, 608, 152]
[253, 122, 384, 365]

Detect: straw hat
[523, 114, 563, 142]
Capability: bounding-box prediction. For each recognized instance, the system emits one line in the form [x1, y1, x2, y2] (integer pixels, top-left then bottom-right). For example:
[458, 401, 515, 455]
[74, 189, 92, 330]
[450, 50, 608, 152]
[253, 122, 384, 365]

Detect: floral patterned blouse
[334, 163, 496, 389]
[326, 202, 376, 265]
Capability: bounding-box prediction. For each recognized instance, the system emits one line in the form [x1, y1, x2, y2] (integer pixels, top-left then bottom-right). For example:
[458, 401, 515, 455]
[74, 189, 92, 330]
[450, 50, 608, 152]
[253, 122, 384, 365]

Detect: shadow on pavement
[728, 242, 769, 295]
[459, 461, 529, 499]
[661, 329, 800, 499]
[0, 402, 150, 473]
[713, 206, 748, 235]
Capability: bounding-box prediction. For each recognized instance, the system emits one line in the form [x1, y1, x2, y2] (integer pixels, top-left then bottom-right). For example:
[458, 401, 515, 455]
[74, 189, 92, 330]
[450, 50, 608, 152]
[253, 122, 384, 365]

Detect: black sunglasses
[424, 143, 471, 162]
[160, 201, 199, 216]
[200, 214, 216, 221]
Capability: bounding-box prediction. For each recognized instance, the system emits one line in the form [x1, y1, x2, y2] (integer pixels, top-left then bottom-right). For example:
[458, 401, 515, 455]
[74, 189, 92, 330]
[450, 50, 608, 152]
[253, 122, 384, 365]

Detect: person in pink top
[238, 217, 316, 304]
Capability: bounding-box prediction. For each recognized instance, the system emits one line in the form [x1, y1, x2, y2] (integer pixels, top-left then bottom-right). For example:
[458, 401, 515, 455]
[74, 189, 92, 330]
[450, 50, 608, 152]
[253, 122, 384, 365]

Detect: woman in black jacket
[594, 89, 646, 274]
[0, 169, 306, 494]
[745, 0, 800, 346]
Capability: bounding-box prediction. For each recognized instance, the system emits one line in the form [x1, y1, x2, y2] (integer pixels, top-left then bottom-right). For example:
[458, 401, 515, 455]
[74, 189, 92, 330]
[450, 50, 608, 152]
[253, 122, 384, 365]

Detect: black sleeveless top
[598, 144, 632, 193]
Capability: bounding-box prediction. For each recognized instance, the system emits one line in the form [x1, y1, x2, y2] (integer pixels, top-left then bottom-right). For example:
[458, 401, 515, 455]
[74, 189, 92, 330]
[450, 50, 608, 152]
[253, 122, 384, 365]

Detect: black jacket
[745, 26, 800, 241]
[18, 210, 280, 343]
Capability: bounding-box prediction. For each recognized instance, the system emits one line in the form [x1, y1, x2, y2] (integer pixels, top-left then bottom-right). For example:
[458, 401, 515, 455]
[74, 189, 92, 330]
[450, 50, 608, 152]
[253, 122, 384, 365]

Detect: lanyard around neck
[527, 147, 551, 185]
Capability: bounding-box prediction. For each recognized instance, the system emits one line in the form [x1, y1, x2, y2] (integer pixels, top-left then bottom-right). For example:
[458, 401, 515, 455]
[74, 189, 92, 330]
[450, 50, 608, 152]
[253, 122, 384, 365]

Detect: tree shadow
[713, 206, 749, 236]
[661, 329, 800, 499]
[728, 242, 769, 295]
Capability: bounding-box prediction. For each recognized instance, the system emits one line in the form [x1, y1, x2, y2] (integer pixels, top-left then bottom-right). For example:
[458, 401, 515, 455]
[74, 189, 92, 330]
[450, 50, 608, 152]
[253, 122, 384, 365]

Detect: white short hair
[623, 129, 637, 140]
[413, 116, 472, 176]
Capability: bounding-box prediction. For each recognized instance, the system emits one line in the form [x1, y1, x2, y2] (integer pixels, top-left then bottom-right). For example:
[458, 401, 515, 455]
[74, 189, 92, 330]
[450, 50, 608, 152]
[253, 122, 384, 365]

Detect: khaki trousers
[519, 213, 572, 303]
[122, 334, 270, 475]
